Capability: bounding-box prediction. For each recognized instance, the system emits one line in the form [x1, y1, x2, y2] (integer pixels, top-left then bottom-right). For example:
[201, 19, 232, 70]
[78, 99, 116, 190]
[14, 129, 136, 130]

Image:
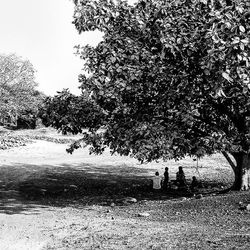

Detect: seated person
[152, 171, 162, 191]
[175, 166, 187, 188]
[163, 167, 169, 190]
[190, 176, 199, 192]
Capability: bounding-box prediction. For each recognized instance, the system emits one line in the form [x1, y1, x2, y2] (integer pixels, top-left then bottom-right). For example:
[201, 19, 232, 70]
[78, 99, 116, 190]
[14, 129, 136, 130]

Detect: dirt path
[1, 193, 250, 250]
[0, 140, 156, 250]
[1, 140, 247, 250]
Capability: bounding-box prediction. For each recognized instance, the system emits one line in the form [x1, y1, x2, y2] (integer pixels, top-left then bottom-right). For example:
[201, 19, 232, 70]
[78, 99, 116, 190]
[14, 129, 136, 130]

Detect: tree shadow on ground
[0, 162, 232, 214]
[0, 197, 49, 215]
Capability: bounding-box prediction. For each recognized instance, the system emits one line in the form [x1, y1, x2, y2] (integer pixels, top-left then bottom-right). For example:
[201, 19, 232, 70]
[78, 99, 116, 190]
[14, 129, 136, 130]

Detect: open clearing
[0, 128, 250, 249]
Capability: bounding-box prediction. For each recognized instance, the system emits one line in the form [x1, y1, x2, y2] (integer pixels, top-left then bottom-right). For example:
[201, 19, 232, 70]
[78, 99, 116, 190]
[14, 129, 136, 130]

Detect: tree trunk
[231, 152, 250, 191]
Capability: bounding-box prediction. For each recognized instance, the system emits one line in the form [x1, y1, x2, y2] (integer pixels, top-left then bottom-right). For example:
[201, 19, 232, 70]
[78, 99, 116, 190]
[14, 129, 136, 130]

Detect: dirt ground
[0, 129, 250, 249]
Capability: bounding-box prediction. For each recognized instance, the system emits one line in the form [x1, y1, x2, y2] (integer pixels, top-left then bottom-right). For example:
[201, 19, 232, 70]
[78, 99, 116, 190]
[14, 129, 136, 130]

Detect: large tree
[0, 54, 44, 127]
[43, 0, 250, 190]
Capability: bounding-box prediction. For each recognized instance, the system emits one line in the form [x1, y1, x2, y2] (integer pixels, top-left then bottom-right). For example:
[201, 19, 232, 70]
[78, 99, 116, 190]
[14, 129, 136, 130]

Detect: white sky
[0, 0, 103, 96]
[0, 0, 138, 96]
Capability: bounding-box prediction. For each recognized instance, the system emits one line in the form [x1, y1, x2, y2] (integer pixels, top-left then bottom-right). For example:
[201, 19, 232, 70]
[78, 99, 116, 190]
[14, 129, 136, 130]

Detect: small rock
[195, 194, 203, 199]
[110, 202, 115, 207]
[99, 201, 108, 206]
[116, 197, 137, 205]
[124, 197, 137, 203]
[40, 189, 47, 195]
[109, 181, 117, 184]
[138, 212, 150, 217]
[246, 204, 250, 211]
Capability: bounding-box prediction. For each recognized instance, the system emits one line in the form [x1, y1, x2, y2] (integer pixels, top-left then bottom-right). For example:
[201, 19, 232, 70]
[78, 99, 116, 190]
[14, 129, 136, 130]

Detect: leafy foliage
[46, 0, 250, 163]
[39, 89, 106, 134]
[0, 54, 45, 127]
[72, 0, 250, 162]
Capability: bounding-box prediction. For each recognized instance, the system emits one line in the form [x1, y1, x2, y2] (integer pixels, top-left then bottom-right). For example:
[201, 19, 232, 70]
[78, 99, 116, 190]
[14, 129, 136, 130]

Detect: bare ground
[0, 128, 250, 249]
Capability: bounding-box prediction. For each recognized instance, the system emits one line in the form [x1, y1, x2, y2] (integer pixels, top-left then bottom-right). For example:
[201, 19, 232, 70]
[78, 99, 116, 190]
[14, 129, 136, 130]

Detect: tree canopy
[42, 0, 250, 189]
[0, 54, 45, 127]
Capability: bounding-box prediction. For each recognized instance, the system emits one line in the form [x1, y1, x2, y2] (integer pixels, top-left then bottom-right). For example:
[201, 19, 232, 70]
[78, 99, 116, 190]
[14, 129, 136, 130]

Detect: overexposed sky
[0, 0, 103, 96]
[0, 0, 138, 96]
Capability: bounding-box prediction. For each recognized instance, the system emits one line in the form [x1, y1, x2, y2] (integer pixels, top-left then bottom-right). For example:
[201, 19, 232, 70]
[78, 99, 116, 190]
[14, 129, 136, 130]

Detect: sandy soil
[0, 139, 249, 249]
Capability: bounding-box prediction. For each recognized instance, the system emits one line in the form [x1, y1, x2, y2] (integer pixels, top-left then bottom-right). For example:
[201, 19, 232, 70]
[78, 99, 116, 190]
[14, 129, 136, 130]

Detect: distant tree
[39, 89, 105, 135]
[45, 0, 250, 190]
[0, 54, 45, 127]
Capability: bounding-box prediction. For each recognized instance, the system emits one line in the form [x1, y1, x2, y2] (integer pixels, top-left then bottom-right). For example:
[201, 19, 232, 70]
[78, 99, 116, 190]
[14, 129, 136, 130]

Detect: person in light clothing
[152, 171, 162, 191]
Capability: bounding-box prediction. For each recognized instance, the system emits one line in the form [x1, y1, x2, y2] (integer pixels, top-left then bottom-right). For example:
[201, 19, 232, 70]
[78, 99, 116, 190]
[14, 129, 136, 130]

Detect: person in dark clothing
[176, 166, 187, 187]
[163, 167, 169, 190]
[190, 176, 199, 192]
